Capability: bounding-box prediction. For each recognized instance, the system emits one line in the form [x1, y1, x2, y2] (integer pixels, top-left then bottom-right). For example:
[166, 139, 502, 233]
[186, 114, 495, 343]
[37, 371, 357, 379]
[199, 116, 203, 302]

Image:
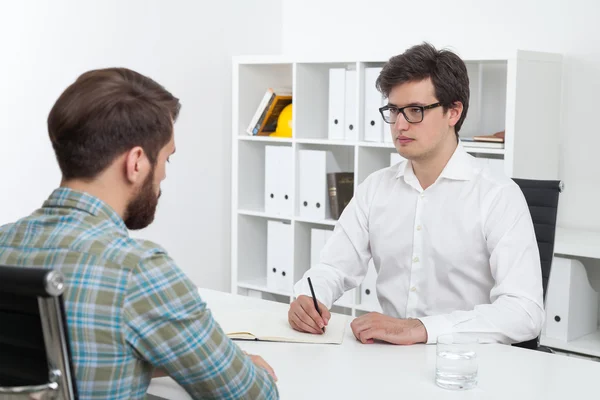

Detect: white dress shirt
[295, 144, 544, 344]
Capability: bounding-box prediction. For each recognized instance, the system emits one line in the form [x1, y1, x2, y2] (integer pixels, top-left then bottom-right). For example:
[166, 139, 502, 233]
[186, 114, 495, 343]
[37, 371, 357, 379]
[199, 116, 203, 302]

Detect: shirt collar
[43, 187, 128, 233]
[395, 142, 476, 183]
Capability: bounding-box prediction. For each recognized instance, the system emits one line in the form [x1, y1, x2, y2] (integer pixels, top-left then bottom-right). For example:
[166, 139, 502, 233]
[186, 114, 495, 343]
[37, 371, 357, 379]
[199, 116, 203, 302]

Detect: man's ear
[448, 101, 464, 127]
[124, 146, 150, 185]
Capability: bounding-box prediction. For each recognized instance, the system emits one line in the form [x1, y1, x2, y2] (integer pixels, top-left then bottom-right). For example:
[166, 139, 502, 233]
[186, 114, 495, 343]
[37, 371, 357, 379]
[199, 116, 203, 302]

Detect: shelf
[238, 135, 292, 144]
[540, 328, 600, 358]
[236, 135, 505, 155]
[555, 227, 600, 259]
[237, 210, 338, 226]
[357, 141, 395, 149]
[462, 146, 506, 155]
[294, 216, 337, 226]
[293, 137, 505, 155]
[236, 277, 293, 298]
[238, 209, 292, 221]
[295, 138, 356, 147]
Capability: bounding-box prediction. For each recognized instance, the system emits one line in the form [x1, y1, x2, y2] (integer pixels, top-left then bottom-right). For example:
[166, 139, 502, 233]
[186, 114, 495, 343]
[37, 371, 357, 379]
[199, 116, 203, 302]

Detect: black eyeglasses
[379, 102, 442, 124]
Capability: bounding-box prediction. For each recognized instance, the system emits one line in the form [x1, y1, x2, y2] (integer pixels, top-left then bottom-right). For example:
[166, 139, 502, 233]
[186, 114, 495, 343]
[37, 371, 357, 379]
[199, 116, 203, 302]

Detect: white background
[0, 0, 281, 290]
[1, 0, 599, 291]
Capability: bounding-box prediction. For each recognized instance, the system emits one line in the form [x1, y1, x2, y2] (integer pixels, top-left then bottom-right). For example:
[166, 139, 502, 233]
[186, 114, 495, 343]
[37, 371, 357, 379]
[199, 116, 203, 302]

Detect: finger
[350, 319, 364, 341]
[292, 310, 322, 334]
[350, 314, 369, 332]
[289, 312, 308, 333]
[319, 302, 332, 325]
[358, 327, 379, 344]
[288, 311, 299, 331]
[298, 300, 324, 331]
[299, 297, 326, 329]
[289, 302, 312, 330]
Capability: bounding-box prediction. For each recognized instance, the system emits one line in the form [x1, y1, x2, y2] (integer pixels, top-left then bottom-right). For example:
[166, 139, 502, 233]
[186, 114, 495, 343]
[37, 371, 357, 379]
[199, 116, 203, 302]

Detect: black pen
[307, 277, 325, 332]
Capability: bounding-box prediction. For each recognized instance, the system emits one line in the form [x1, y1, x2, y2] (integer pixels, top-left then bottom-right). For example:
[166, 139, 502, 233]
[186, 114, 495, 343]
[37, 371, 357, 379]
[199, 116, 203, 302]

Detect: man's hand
[247, 353, 278, 382]
[152, 368, 169, 378]
[288, 295, 331, 334]
[350, 312, 428, 345]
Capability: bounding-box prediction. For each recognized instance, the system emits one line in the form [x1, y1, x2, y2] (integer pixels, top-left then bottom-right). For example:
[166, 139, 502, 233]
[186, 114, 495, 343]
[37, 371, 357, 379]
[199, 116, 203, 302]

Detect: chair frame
[0, 268, 77, 399]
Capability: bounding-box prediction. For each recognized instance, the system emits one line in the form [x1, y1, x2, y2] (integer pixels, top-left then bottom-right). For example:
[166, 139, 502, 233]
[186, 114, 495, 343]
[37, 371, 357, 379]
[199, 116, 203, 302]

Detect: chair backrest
[512, 178, 563, 296]
[511, 178, 562, 349]
[0, 265, 78, 399]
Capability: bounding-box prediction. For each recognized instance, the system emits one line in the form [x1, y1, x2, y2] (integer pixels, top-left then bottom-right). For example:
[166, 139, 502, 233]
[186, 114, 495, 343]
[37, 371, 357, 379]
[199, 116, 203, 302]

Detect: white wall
[281, 0, 600, 232]
[0, 0, 281, 291]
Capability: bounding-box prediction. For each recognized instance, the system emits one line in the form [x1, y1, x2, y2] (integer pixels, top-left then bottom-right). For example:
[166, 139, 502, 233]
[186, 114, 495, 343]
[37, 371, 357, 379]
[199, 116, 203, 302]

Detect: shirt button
[410, 287, 417, 292]
[420, 193, 425, 198]
[416, 225, 422, 231]
[413, 256, 420, 263]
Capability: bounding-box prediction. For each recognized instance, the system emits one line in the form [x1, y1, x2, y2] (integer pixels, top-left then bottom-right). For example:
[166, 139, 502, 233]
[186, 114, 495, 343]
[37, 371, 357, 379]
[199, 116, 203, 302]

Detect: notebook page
[211, 307, 348, 344]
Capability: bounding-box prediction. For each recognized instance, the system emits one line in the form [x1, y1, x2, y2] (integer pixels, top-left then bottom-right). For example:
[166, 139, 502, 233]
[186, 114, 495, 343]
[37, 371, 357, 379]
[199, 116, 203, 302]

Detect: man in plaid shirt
[0, 68, 279, 399]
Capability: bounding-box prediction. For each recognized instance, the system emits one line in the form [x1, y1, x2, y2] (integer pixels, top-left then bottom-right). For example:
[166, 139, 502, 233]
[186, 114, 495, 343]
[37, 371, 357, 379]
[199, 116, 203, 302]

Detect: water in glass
[435, 333, 478, 390]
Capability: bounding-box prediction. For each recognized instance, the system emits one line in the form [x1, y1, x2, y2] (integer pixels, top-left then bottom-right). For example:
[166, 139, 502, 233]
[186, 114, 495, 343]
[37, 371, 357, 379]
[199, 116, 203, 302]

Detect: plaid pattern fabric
[0, 188, 278, 400]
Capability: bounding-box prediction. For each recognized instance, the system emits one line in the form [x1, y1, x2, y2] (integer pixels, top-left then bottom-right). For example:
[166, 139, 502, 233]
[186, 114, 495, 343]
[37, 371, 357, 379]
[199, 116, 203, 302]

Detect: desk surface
[148, 289, 600, 400]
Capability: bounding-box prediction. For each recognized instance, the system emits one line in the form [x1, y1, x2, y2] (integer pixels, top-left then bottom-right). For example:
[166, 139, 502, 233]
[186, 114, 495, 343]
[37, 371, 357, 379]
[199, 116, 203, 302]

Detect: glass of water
[435, 333, 479, 390]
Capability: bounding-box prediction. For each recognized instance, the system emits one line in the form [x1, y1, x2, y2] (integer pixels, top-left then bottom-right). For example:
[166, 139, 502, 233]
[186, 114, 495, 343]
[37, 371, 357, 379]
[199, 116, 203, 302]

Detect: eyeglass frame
[378, 102, 443, 124]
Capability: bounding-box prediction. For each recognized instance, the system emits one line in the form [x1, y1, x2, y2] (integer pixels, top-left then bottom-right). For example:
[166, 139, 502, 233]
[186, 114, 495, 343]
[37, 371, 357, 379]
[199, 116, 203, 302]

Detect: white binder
[264, 146, 293, 216]
[264, 146, 279, 214]
[542, 257, 599, 343]
[266, 220, 293, 293]
[344, 69, 358, 141]
[328, 68, 346, 140]
[360, 259, 382, 312]
[277, 146, 293, 216]
[309, 228, 355, 307]
[363, 67, 383, 142]
[298, 150, 342, 220]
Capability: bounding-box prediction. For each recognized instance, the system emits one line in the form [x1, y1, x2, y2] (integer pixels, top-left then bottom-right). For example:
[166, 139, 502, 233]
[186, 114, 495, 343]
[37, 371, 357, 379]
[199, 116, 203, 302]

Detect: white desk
[148, 289, 600, 400]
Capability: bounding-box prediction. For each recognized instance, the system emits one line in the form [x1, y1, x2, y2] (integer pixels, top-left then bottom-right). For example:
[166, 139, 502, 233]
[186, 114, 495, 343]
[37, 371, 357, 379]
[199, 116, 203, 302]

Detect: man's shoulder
[362, 162, 403, 188]
[477, 165, 521, 195]
[110, 237, 176, 274]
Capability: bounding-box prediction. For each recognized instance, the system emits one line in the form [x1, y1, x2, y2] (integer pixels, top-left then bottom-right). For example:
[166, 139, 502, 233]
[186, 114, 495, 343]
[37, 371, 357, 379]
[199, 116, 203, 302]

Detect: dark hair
[376, 42, 469, 135]
[48, 68, 181, 180]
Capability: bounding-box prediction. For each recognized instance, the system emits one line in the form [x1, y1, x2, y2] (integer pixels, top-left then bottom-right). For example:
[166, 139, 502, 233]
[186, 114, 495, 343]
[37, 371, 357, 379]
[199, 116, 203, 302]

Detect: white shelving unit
[539, 228, 600, 359]
[230, 51, 564, 318]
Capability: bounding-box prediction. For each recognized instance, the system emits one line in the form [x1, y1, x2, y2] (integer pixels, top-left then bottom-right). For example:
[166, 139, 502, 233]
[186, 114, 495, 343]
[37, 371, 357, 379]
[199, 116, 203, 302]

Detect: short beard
[124, 169, 160, 230]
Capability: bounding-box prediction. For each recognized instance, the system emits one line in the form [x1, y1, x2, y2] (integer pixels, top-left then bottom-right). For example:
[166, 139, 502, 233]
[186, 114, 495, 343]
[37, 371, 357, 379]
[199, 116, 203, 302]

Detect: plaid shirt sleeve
[123, 250, 279, 400]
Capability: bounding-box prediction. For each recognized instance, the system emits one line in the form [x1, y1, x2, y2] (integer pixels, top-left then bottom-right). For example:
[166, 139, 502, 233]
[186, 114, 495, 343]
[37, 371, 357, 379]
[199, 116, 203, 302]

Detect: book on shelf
[460, 130, 505, 149]
[245, 88, 292, 136]
[460, 139, 505, 149]
[472, 134, 504, 143]
[327, 172, 354, 220]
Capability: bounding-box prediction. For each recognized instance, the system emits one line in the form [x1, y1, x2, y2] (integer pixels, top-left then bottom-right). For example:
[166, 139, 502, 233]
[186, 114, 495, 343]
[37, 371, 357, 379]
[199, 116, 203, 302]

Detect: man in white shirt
[288, 42, 543, 346]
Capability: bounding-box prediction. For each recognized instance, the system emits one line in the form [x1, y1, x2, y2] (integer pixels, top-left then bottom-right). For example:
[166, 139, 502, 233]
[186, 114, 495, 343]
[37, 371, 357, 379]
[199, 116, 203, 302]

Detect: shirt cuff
[418, 314, 454, 344]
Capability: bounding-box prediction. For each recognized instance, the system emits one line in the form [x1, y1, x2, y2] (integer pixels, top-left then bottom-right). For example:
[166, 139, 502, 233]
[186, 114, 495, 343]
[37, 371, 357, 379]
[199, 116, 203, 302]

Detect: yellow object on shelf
[271, 103, 292, 138]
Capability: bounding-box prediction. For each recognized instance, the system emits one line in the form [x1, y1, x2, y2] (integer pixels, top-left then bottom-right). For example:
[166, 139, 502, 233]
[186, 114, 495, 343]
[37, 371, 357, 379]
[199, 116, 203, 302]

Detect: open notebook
[211, 308, 348, 345]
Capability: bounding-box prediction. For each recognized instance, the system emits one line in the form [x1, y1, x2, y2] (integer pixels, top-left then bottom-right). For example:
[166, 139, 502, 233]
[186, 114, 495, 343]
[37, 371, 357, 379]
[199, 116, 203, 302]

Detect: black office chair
[511, 178, 563, 351]
[0, 265, 78, 399]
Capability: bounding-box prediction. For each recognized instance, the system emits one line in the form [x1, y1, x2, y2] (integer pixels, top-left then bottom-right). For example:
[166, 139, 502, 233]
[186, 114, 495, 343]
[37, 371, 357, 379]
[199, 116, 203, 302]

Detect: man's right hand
[288, 295, 331, 334]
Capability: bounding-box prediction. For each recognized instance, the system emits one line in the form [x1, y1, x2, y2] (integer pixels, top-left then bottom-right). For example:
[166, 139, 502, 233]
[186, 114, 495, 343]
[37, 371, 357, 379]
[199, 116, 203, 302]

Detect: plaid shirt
[0, 188, 278, 400]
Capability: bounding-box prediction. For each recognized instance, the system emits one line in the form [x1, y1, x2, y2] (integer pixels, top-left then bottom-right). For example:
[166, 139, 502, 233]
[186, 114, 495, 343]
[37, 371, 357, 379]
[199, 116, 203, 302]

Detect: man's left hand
[350, 312, 428, 345]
